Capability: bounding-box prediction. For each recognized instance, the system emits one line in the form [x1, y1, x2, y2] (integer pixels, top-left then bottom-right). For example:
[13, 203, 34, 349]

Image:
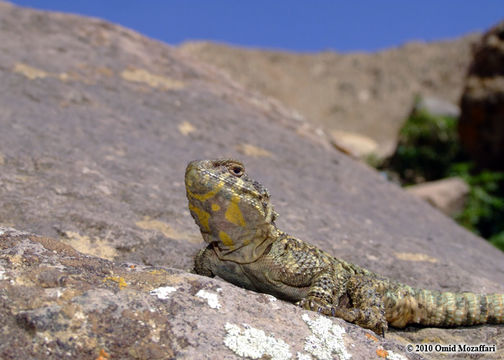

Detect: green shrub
[450, 164, 504, 249]
[490, 233, 504, 251]
[379, 103, 504, 251]
[384, 109, 462, 184]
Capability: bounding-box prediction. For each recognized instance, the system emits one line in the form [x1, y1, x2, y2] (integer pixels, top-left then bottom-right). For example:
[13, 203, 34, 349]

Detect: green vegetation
[450, 165, 504, 249]
[384, 109, 463, 185]
[376, 103, 504, 251]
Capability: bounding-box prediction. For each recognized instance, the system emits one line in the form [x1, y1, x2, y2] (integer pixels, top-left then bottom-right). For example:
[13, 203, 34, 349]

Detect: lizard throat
[210, 226, 277, 264]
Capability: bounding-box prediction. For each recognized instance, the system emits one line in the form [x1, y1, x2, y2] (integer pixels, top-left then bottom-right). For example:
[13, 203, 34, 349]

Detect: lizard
[185, 158, 504, 335]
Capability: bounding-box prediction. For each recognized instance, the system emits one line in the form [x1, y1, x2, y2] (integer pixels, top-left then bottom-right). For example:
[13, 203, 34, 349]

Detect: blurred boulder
[406, 177, 470, 216]
[459, 21, 504, 170]
[329, 130, 378, 159]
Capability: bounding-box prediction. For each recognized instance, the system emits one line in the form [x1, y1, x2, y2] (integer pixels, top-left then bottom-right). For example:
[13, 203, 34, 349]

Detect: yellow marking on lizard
[186, 181, 224, 202]
[219, 231, 235, 249]
[189, 203, 211, 232]
[225, 194, 247, 227]
[211, 203, 220, 212]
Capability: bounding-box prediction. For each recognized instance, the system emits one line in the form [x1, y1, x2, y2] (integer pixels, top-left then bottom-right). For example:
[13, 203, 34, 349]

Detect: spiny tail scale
[385, 285, 504, 328]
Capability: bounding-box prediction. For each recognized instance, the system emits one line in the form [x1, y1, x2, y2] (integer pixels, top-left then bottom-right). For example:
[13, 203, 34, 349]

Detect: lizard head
[185, 159, 277, 259]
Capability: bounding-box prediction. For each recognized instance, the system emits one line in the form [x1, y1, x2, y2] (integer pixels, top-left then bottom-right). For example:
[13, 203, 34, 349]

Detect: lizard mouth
[184, 165, 201, 190]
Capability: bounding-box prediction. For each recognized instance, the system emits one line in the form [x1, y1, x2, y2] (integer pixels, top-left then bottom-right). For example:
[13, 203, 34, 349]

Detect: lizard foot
[296, 296, 334, 316]
[356, 309, 388, 336]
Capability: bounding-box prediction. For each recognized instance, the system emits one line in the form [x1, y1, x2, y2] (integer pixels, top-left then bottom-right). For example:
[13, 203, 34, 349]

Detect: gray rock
[1, 227, 422, 360]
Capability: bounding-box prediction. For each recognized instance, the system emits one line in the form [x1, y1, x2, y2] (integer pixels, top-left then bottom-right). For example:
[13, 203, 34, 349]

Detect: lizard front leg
[296, 272, 336, 313]
[193, 245, 216, 277]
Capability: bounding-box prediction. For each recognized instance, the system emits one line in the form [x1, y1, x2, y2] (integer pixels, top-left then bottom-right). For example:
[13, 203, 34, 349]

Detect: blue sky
[10, 0, 504, 52]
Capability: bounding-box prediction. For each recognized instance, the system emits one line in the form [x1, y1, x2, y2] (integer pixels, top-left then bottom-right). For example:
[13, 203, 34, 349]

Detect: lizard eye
[229, 164, 244, 177]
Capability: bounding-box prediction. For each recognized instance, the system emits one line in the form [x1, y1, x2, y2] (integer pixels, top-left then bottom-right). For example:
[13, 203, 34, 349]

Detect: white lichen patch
[148, 319, 164, 343]
[265, 294, 278, 302]
[44, 288, 63, 299]
[196, 289, 221, 309]
[224, 322, 292, 360]
[296, 352, 312, 360]
[150, 286, 177, 300]
[0, 269, 6, 280]
[386, 350, 407, 360]
[301, 314, 351, 360]
[264, 294, 281, 310]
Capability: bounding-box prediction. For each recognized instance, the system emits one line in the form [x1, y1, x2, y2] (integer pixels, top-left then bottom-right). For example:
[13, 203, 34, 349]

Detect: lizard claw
[372, 322, 388, 337]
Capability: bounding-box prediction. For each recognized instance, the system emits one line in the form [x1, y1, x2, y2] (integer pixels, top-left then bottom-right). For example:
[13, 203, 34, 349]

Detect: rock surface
[1, 227, 417, 360]
[459, 21, 504, 170]
[0, 2, 503, 359]
[178, 36, 478, 156]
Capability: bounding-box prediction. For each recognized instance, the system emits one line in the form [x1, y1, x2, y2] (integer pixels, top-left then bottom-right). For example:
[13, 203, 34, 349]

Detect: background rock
[406, 177, 470, 216]
[412, 96, 460, 119]
[178, 36, 478, 156]
[459, 21, 504, 170]
[0, 2, 503, 359]
[329, 130, 379, 159]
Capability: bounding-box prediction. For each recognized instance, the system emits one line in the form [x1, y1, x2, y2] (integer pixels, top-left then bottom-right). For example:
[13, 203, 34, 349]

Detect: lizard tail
[384, 285, 504, 328]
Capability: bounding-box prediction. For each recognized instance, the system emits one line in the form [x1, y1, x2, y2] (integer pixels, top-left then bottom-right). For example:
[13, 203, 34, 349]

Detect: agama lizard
[185, 159, 504, 335]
